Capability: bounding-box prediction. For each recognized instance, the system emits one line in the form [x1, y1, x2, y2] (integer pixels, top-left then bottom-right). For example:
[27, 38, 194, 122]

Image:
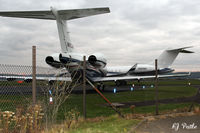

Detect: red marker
[17, 81, 23, 84]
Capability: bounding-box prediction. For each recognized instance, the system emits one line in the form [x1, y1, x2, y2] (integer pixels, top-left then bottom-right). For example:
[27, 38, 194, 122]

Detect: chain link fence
[0, 64, 53, 110]
[0, 63, 83, 132]
[0, 63, 200, 132]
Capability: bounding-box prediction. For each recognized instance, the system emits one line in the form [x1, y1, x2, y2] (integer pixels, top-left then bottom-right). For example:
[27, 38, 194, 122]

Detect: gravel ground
[134, 113, 200, 133]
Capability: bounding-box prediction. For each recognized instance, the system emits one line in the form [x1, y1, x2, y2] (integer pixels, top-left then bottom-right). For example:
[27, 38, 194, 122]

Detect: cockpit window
[129, 64, 137, 71]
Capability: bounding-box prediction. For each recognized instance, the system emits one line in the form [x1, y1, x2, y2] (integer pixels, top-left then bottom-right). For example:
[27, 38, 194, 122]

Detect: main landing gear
[115, 80, 127, 86]
[97, 82, 105, 91]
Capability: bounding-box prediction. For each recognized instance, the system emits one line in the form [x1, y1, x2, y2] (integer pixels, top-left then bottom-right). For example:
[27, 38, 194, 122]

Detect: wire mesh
[1, 63, 199, 132]
[0, 63, 83, 128]
[0, 64, 67, 111]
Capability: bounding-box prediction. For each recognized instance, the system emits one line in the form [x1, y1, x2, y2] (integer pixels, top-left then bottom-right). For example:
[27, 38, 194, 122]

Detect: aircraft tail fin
[157, 46, 193, 68]
[0, 7, 110, 53]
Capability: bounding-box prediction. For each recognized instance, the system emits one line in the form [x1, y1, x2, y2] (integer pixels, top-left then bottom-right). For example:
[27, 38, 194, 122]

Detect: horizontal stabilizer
[166, 46, 194, 53]
[0, 7, 110, 20]
[179, 49, 194, 53]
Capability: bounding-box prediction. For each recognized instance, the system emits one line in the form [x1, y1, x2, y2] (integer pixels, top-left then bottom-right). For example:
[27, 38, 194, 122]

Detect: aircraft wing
[0, 7, 110, 20]
[0, 75, 71, 82]
[91, 73, 190, 82]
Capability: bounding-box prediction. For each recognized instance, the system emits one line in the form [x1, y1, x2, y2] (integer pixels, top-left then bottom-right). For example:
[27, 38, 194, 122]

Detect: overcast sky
[0, 0, 199, 72]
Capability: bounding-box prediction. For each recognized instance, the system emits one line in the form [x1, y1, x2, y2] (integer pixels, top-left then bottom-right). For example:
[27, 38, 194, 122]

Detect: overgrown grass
[47, 103, 200, 133]
[47, 115, 140, 133]
[0, 105, 44, 133]
[69, 116, 139, 133]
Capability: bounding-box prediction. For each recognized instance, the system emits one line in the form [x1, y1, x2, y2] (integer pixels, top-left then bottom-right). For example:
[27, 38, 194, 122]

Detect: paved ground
[0, 84, 199, 96]
[134, 114, 200, 133]
[72, 84, 143, 94]
[0, 84, 145, 94]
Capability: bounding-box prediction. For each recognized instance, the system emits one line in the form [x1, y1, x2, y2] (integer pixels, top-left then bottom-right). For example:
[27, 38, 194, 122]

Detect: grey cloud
[0, 0, 199, 71]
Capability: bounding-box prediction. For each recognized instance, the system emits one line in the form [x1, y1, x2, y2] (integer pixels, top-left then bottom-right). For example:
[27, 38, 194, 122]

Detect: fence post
[155, 59, 159, 115]
[32, 46, 36, 105]
[83, 56, 86, 119]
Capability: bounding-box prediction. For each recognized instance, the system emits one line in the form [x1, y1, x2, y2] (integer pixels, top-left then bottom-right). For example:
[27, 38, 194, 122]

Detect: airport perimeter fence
[0, 64, 78, 129]
[1, 63, 200, 114]
[0, 64, 51, 110]
[0, 63, 200, 132]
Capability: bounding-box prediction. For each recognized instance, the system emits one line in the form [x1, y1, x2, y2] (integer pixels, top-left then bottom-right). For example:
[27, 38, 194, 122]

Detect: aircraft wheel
[122, 80, 127, 86]
[48, 80, 54, 85]
[101, 84, 105, 91]
[97, 83, 105, 91]
[115, 80, 127, 86]
[115, 80, 121, 86]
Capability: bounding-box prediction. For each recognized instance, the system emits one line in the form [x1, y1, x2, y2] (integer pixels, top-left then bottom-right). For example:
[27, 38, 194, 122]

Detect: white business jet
[0, 7, 192, 87]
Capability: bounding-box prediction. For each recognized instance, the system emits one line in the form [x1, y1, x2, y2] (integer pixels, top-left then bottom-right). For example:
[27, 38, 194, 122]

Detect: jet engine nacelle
[45, 53, 63, 68]
[88, 53, 107, 68]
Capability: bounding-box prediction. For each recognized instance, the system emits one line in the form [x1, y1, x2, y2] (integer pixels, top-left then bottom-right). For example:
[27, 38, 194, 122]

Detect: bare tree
[41, 64, 82, 125]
